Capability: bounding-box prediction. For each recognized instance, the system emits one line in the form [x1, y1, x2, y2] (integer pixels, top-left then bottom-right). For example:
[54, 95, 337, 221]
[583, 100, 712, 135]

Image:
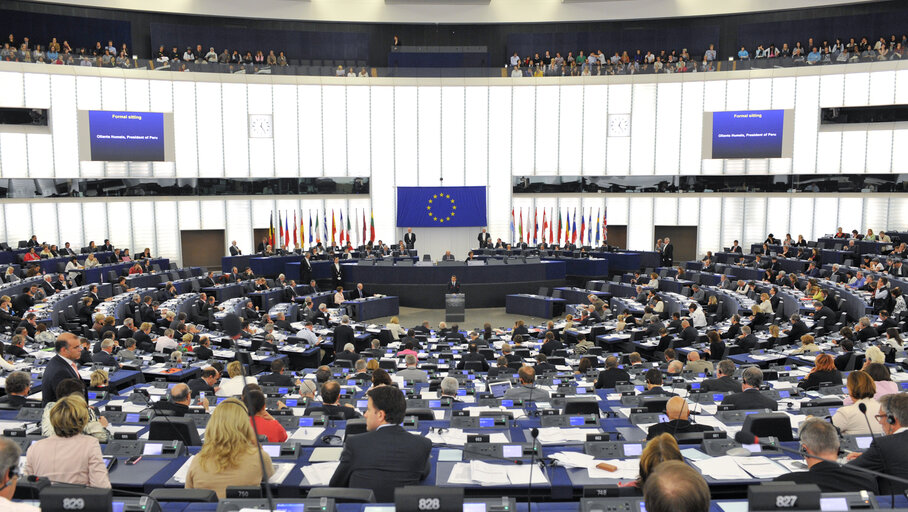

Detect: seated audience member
[832, 370, 884, 435]
[26, 394, 111, 488]
[188, 367, 219, 397]
[304, 381, 361, 419]
[791, 333, 821, 355]
[439, 376, 460, 400]
[41, 379, 109, 442]
[643, 460, 710, 512]
[186, 397, 275, 498]
[216, 360, 258, 397]
[329, 385, 432, 501]
[647, 396, 715, 440]
[846, 363, 899, 403]
[798, 353, 842, 391]
[258, 359, 299, 387]
[244, 388, 287, 442]
[533, 353, 555, 373]
[457, 343, 489, 372]
[774, 417, 878, 493]
[847, 392, 908, 494]
[639, 369, 677, 397]
[595, 356, 631, 389]
[0, 436, 38, 511]
[720, 366, 777, 410]
[683, 351, 713, 375]
[88, 369, 111, 394]
[503, 366, 550, 400]
[0, 371, 31, 408]
[619, 433, 682, 494]
[398, 354, 429, 383]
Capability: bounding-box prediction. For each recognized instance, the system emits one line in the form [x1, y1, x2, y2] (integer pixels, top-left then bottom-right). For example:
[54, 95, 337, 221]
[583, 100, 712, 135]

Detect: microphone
[526, 427, 540, 512]
[857, 402, 893, 509]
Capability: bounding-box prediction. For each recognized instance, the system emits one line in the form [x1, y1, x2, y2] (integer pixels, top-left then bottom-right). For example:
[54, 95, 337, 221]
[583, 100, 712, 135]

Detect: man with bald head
[646, 396, 715, 440]
[503, 366, 550, 400]
[41, 332, 83, 405]
[155, 383, 208, 416]
[683, 351, 714, 375]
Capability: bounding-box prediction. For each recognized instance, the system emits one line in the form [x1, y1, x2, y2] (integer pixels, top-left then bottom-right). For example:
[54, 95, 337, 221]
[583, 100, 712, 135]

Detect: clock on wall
[608, 114, 631, 137]
[248, 114, 273, 138]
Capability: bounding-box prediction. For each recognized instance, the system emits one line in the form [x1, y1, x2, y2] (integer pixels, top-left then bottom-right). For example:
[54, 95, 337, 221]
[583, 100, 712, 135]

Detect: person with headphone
[646, 396, 714, 440]
[0, 437, 37, 511]
[847, 392, 908, 494]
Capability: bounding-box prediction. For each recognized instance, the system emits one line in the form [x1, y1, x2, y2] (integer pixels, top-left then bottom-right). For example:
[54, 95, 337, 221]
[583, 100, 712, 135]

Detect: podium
[445, 293, 465, 323]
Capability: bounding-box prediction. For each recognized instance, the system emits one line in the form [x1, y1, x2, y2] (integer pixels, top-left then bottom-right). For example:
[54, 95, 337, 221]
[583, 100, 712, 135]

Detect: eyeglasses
[874, 414, 888, 422]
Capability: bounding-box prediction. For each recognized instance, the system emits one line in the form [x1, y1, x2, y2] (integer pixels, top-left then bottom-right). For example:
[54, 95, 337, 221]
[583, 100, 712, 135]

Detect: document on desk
[549, 451, 596, 469]
[733, 456, 788, 479]
[505, 464, 548, 485]
[269, 463, 295, 485]
[535, 427, 594, 444]
[300, 462, 340, 486]
[288, 427, 325, 441]
[309, 447, 343, 462]
[692, 456, 752, 480]
[425, 428, 508, 446]
[172, 456, 194, 483]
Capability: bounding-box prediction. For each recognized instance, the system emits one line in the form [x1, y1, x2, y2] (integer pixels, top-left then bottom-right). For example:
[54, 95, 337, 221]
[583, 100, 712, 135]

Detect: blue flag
[396, 187, 487, 227]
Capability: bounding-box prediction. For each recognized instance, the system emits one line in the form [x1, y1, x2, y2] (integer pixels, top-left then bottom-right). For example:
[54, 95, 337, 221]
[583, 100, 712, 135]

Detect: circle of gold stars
[426, 193, 456, 223]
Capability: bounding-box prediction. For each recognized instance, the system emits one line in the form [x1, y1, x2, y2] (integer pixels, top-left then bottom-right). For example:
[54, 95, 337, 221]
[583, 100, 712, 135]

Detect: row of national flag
[268, 209, 375, 249]
[509, 207, 607, 246]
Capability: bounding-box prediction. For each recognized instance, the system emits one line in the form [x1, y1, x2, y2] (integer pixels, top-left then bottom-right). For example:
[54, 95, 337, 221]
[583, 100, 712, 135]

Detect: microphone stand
[858, 402, 895, 509]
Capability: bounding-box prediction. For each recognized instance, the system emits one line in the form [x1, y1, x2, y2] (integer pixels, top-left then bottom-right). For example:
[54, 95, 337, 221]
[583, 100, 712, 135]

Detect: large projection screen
[701, 109, 794, 159]
[77, 110, 176, 162]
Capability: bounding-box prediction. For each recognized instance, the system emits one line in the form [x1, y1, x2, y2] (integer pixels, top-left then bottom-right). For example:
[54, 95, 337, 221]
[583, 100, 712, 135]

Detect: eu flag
[396, 186, 487, 227]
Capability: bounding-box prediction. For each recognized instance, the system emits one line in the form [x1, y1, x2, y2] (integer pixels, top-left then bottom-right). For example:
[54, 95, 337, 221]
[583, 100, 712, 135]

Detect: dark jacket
[457, 352, 490, 372]
[774, 460, 878, 494]
[91, 351, 117, 366]
[699, 375, 742, 394]
[849, 430, 908, 494]
[41, 354, 82, 405]
[798, 369, 843, 391]
[259, 372, 296, 387]
[595, 368, 631, 390]
[333, 324, 356, 349]
[720, 388, 778, 411]
[304, 403, 361, 420]
[329, 424, 432, 502]
[646, 419, 714, 440]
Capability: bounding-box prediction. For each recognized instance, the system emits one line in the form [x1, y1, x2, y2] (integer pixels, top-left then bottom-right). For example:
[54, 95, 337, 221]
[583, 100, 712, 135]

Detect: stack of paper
[288, 428, 325, 442]
[549, 451, 596, 469]
[301, 462, 340, 486]
[268, 463, 296, 484]
[733, 456, 789, 478]
[447, 460, 548, 486]
[691, 456, 753, 480]
[425, 428, 508, 446]
[535, 428, 596, 444]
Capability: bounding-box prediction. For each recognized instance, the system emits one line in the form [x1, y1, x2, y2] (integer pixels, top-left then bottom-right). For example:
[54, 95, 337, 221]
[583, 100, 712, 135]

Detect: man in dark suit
[305, 380, 361, 420]
[456, 343, 489, 372]
[352, 283, 367, 299]
[699, 360, 743, 393]
[403, 228, 416, 250]
[639, 369, 677, 398]
[256, 236, 269, 254]
[241, 301, 259, 322]
[331, 257, 343, 288]
[539, 331, 563, 357]
[193, 337, 214, 361]
[477, 228, 492, 249]
[446, 275, 461, 293]
[661, 238, 673, 267]
[775, 418, 878, 493]
[229, 240, 242, 256]
[299, 254, 313, 285]
[811, 301, 836, 330]
[595, 356, 631, 389]
[848, 393, 908, 494]
[834, 339, 857, 371]
[720, 367, 777, 410]
[11, 287, 36, 316]
[0, 371, 31, 408]
[42, 333, 83, 405]
[677, 320, 698, 347]
[153, 383, 204, 417]
[784, 314, 809, 344]
[647, 396, 715, 440]
[735, 326, 758, 352]
[413, 321, 431, 336]
[441, 251, 455, 261]
[855, 317, 879, 342]
[332, 316, 355, 361]
[187, 367, 219, 398]
[258, 359, 299, 387]
[329, 386, 432, 501]
[91, 339, 118, 366]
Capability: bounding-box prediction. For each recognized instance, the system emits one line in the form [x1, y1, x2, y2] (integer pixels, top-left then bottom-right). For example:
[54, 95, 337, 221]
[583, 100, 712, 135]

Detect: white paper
[301, 461, 340, 486]
[733, 456, 788, 479]
[469, 460, 511, 486]
[269, 463, 295, 484]
[535, 427, 594, 445]
[549, 451, 596, 469]
[288, 427, 326, 441]
[505, 464, 548, 485]
[447, 463, 475, 485]
[171, 456, 194, 483]
[692, 456, 752, 480]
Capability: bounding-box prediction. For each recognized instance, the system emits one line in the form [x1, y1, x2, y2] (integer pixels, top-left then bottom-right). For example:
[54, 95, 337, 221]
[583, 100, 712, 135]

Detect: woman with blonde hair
[186, 397, 274, 497]
[216, 360, 258, 397]
[365, 359, 380, 371]
[89, 369, 109, 390]
[27, 394, 111, 487]
[387, 315, 406, 340]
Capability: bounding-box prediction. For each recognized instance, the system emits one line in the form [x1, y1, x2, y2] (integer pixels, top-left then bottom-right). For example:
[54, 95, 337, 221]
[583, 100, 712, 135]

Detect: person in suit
[229, 240, 242, 256]
[397, 354, 429, 383]
[677, 320, 698, 347]
[331, 257, 343, 288]
[735, 326, 757, 352]
[533, 353, 556, 373]
[457, 343, 489, 372]
[661, 238, 673, 267]
[256, 236, 269, 254]
[539, 331, 563, 356]
[192, 336, 213, 361]
[834, 339, 858, 372]
[595, 356, 631, 389]
[332, 316, 355, 362]
[503, 366, 550, 400]
[720, 367, 777, 410]
[784, 314, 809, 344]
[351, 282, 367, 299]
[258, 359, 299, 387]
[41, 333, 83, 405]
[91, 339, 118, 366]
[647, 396, 715, 440]
[447, 275, 461, 293]
[187, 367, 219, 397]
[403, 228, 416, 250]
[846, 392, 908, 494]
[298, 253, 313, 285]
[11, 287, 37, 316]
[0, 371, 31, 409]
[855, 317, 880, 342]
[441, 251, 455, 261]
[477, 228, 492, 249]
[304, 380, 361, 420]
[329, 386, 431, 501]
[774, 418, 878, 493]
[798, 353, 843, 391]
[638, 369, 678, 398]
[699, 360, 742, 393]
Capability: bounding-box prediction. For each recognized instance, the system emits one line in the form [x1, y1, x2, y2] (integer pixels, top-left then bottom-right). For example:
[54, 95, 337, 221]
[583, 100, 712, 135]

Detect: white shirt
[296, 328, 318, 345]
[690, 307, 707, 328]
[155, 336, 179, 352]
[216, 375, 258, 397]
[0, 497, 40, 511]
